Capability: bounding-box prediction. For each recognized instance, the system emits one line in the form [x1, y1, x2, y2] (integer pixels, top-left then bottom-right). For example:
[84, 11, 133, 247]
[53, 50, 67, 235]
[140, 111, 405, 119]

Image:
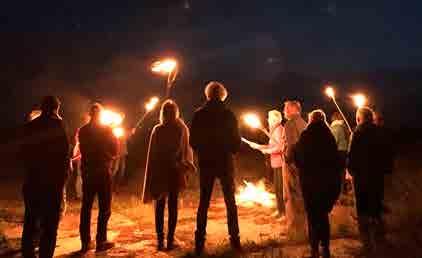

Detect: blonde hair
[204, 81, 228, 101]
[268, 110, 282, 122]
[159, 100, 180, 124]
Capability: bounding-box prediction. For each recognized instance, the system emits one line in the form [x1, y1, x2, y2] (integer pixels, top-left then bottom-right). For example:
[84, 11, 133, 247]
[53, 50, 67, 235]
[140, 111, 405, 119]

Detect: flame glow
[112, 127, 125, 138]
[151, 59, 177, 74]
[236, 180, 276, 208]
[243, 113, 262, 129]
[100, 110, 123, 126]
[145, 97, 160, 111]
[325, 87, 335, 98]
[352, 94, 367, 108]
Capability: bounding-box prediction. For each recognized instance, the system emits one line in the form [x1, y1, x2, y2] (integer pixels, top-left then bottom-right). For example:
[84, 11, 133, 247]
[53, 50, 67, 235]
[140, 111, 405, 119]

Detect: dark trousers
[80, 174, 112, 245]
[155, 191, 179, 241]
[196, 169, 240, 239]
[273, 167, 284, 214]
[22, 185, 63, 258]
[306, 209, 330, 251]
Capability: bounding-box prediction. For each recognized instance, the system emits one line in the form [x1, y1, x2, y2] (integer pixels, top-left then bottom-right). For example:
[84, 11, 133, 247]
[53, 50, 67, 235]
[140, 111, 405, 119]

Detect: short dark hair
[160, 100, 180, 124]
[41, 96, 61, 113]
[89, 103, 103, 117]
[357, 107, 374, 124]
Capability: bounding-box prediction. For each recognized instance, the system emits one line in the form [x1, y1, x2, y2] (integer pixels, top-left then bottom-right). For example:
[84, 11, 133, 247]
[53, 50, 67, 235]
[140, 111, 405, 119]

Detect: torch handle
[332, 98, 353, 133]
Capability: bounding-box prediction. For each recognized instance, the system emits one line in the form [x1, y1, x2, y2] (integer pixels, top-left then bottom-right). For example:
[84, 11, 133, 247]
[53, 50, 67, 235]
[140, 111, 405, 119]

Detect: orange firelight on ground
[352, 94, 367, 108]
[151, 59, 177, 74]
[236, 180, 276, 208]
[243, 113, 262, 129]
[112, 127, 125, 138]
[100, 110, 123, 127]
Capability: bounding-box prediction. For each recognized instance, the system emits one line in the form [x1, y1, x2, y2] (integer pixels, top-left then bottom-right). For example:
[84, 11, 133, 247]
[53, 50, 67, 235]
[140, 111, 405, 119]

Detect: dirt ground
[1, 146, 422, 257]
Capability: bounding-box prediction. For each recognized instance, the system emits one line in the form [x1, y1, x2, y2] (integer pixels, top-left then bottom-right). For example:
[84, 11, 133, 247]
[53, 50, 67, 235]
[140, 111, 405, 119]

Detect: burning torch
[241, 113, 280, 146]
[134, 96, 160, 129]
[352, 93, 367, 109]
[151, 58, 178, 98]
[325, 86, 353, 133]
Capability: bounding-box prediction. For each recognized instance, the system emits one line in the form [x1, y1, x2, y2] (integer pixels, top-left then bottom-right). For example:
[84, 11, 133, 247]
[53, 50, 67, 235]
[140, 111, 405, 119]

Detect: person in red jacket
[78, 103, 119, 253]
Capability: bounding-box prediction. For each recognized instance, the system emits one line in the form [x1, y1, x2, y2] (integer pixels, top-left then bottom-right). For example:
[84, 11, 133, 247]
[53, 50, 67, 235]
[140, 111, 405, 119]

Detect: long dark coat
[294, 121, 342, 213]
[142, 119, 194, 203]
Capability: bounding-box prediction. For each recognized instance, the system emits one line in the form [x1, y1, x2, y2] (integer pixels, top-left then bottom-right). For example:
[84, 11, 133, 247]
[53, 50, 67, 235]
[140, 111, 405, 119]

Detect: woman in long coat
[142, 100, 195, 251]
[294, 110, 342, 258]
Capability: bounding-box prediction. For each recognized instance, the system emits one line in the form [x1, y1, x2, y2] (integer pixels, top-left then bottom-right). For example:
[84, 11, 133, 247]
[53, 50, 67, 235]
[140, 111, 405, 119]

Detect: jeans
[155, 191, 179, 241]
[273, 167, 284, 214]
[196, 169, 240, 239]
[79, 174, 112, 245]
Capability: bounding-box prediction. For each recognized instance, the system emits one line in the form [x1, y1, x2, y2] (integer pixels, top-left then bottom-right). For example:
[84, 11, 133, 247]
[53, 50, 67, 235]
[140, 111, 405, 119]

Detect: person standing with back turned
[78, 103, 119, 253]
[190, 81, 242, 255]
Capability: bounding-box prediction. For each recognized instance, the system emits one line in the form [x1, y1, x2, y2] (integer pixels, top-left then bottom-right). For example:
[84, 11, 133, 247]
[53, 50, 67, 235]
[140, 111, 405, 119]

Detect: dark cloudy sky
[1, 1, 422, 128]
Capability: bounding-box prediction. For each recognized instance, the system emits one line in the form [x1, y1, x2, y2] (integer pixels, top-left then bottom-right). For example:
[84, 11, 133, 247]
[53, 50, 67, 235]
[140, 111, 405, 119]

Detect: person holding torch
[244, 110, 285, 217]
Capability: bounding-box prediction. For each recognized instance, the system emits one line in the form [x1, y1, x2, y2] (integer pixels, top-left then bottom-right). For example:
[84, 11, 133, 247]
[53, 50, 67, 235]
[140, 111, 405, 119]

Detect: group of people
[18, 80, 393, 258]
[246, 100, 393, 257]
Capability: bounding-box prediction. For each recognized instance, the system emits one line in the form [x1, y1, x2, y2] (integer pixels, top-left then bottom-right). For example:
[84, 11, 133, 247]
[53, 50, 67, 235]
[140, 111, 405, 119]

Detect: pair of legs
[79, 174, 112, 249]
[306, 208, 330, 258]
[21, 185, 62, 258]
[195, 169, 240, 253]
[273, 167, 284, 215]
[354, 177, 385, 251]
[155, 191, 179, 250]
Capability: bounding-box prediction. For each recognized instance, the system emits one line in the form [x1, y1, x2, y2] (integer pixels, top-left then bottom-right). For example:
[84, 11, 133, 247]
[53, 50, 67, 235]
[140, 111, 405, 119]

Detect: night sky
[1, 0, 422, 129]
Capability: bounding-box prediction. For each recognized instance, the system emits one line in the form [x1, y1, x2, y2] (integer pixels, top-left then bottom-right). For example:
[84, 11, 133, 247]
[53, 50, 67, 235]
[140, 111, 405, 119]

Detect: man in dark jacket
[294, 110, 342, 258]
[190, 81, 242, 255]
[78, 103, 119, 253]
[348, 107, 386, 252]
[20, 96, 70, 258]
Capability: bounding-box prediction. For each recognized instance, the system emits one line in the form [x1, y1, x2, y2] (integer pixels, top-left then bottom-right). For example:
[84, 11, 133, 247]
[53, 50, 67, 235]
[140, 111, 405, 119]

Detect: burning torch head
[243, 113, 262, 129]
[352, 94, 367, 109]
[325, 87, 335, 98]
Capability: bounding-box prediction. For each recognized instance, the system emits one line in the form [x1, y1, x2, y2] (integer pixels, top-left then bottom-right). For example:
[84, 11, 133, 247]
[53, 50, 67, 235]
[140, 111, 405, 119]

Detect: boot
[322, 246, 331, 258]
[230, 236, 242, 252]
[195, 232, 205, 256]
[310, 248, 319, 258]
[157, 234, 164, 251]
[80, 240, 95, 253]
[167, 235, 179, 251]
[96, 241, 115, 252]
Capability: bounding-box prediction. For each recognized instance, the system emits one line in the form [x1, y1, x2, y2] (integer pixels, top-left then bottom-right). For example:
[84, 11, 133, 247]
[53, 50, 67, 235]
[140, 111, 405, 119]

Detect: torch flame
[100, 110, 124, 126]
[243, 113, 262, 129]
[352, 94, 367, 108]
[112, 127, 125, 138]
[325, 87, 335, 98]
[145, 97, 160, 111]
[236, 180, 276, 208]
[151, 59, 177, 74]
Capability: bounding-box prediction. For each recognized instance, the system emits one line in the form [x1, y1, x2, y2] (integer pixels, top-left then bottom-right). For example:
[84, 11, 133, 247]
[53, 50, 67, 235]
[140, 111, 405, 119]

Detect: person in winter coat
[246, 110, 285, 216]
[282, 100, 307, 241]
[294, 110, 342, 258]
[20, 96, 70, 258]
[142, 100, 195, 251]
[348, 107, 386, 252]
[78, 103, 119, 253]
[190, 81, 242, 255]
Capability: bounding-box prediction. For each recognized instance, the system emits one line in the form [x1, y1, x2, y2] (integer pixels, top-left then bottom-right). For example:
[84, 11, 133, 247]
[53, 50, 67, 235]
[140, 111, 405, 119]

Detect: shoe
[230, 236, 243, 252]
[80, 241, 95, 253]
[194, 232, 205, 256]
[96, 241, 115, 252]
